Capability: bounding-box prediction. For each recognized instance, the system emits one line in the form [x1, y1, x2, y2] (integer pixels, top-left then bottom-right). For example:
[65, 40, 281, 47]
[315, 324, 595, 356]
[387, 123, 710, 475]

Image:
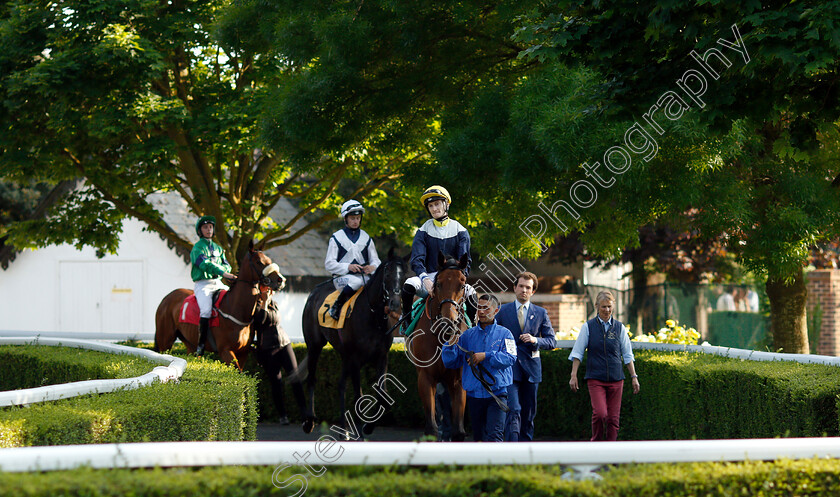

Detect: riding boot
[196, 317, 209, 357]
[400, 285, 416, 333]
[329, 285, 355, 321]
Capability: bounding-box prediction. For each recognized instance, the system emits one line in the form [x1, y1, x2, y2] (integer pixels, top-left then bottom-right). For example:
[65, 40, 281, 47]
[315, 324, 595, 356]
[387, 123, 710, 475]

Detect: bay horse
[154, 240, 284, 370]
[405, 252, 470, 441]
[296, 250, 407, 437]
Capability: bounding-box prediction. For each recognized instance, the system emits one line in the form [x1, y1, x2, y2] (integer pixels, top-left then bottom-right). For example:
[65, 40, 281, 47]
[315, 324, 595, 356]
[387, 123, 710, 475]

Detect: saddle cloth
[179, 290, 227, 327]
[401, 298, 473, 336]
[317, 287, 364, 329]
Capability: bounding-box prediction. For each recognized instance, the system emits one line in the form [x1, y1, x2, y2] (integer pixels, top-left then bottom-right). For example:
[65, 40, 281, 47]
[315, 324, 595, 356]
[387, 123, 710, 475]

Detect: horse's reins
[218, 251, 282, 327]
[436, 275, 509, 413]
[453, 339, 510, 413]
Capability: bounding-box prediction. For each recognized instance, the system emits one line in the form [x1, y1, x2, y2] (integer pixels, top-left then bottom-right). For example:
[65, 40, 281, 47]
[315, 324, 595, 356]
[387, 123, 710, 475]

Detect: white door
[101, 261, 144, 333]
[59, 261, 102, 333]
[59, 261, 144, 333]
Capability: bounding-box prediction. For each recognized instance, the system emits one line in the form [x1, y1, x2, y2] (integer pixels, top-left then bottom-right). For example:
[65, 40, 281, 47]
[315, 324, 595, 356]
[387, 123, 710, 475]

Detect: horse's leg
[348, 363, 364, 440]
[154, 309, 178, 352]
[362, 355, 389, 436]
[232, 347, 250, 372]
[447, 371, 467, 442]
[335, 362, 352, 440]
[302, 343, 323, 434]
[417, 371, 438, 438]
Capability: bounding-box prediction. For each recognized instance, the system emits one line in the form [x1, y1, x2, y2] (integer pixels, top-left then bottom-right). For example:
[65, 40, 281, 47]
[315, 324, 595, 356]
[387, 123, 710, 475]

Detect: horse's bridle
[235, 251, 283, 291]
[371, 259, 404, 319]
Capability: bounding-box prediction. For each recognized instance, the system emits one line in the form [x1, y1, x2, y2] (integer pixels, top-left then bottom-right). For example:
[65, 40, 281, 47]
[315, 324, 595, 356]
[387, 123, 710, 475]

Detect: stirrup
[329, 304, 341, 321]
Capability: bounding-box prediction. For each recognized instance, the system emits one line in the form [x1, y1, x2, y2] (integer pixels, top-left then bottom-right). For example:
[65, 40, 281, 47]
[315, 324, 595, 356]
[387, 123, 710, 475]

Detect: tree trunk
[765, 268, 809, 354]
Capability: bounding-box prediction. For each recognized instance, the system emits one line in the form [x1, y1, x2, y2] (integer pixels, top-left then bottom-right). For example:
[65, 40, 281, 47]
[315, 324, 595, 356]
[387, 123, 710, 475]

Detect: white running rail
[0, 337, 187, 407]
[0, 438, 838, 475]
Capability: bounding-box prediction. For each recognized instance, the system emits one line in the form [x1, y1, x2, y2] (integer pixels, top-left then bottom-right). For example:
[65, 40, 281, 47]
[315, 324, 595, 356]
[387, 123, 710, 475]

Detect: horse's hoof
[302, 419, 315, 434]
[362, 423, 375, 436]
[452, 432, 466, 442]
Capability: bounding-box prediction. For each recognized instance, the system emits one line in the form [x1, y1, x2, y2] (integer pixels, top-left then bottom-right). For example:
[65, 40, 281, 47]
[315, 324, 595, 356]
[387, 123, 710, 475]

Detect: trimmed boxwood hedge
[2, 459, 840, 496]
[261, 344, 840, 440]
[0, 345, 258, 446]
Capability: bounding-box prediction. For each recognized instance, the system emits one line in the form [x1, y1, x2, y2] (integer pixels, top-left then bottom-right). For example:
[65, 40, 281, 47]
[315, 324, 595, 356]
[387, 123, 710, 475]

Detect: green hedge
[3, 459, 840, 496]
[265, 345, 840, 440]
[0, 345, 154, 390]
[0, 346, 258, 447]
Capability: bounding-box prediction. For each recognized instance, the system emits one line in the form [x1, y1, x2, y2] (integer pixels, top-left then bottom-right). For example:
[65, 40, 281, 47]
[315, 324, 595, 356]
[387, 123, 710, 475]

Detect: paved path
[257, 422, 427, 442]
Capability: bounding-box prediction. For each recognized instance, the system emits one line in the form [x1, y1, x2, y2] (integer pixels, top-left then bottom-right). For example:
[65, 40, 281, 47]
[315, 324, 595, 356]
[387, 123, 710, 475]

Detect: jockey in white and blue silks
[401, 185, 477, 328]
[325, 199, 381, 320]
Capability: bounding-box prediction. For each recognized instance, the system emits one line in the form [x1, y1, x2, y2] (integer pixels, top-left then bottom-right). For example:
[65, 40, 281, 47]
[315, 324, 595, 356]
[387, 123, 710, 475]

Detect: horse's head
[379, 251, 408, 325]
[433, 251, 468, 325]
[239, 241, 285, 291]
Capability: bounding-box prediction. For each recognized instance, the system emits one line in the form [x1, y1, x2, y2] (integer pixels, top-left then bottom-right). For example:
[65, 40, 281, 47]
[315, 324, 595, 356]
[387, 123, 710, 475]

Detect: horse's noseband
[241, 253, 283, 291]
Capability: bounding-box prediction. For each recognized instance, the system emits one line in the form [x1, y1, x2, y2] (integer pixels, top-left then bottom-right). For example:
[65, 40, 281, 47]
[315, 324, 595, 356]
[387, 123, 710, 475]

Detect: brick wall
[805, 269, 840, 356]
[498, 293, 588, 335]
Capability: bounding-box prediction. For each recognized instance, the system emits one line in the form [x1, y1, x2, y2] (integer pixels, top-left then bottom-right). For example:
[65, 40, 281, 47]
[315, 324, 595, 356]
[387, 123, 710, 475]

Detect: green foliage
[506, 0, 840, 281]
[254, 345, 840, 441]
[0, 0, 415, 261]
[0, 347, 258, 446]
[0, 345, 152, 391]
[6, 460, 840, 496]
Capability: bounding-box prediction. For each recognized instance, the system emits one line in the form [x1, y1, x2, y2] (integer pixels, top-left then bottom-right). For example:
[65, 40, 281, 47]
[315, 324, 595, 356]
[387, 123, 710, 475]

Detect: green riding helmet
[195, 215, 216, 237]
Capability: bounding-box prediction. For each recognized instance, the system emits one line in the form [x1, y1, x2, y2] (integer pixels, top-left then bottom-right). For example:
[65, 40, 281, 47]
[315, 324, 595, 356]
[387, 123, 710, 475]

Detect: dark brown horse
[154, 240, 284, 370]
[405, 252, 470, 441]
[296, 251, 407, 437]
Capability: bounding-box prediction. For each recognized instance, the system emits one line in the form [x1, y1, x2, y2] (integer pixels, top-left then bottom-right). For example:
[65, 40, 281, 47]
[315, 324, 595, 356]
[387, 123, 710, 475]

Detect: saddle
[179, 290, 227, 327]
[401, 298, 473, 336]
[317, 287, 364, 329]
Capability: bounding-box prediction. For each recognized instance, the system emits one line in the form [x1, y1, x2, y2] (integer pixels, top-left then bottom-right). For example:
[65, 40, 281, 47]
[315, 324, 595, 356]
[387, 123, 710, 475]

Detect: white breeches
[195, 279, 229, 318]
[333, 273, 366, 291]
[405, 273, 476, 301]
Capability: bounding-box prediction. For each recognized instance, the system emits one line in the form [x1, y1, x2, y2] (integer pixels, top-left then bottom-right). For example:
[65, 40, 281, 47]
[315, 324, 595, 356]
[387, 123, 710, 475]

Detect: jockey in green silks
[191, 215, 237, 356]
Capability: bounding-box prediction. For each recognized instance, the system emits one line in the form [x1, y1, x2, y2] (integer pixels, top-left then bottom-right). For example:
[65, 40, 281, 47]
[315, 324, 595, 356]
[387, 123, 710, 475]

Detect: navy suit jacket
[496, 301, 556, 383]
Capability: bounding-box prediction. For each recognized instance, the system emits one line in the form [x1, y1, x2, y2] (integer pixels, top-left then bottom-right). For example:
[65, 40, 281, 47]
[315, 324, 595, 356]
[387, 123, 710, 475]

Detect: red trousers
[587, 379, 624, 441]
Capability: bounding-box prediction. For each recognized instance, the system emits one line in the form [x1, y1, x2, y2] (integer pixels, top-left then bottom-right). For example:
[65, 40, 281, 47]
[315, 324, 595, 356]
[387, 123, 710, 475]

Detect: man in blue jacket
[498, 272, 556, 441]
[442, 294, 516, 442]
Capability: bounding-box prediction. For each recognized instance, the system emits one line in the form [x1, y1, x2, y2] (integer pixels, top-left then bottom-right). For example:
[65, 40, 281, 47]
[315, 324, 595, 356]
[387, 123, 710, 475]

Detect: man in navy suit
[498, 271, 556, 441]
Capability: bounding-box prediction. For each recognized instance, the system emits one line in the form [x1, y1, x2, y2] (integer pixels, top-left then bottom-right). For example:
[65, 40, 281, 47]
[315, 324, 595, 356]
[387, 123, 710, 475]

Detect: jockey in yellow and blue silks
[325, 200, 381, 320]
[191, 215, 237, 356]
[401, 185, 477, 327]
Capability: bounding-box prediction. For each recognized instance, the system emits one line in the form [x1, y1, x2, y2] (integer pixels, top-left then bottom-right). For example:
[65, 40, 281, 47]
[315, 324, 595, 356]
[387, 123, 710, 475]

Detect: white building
[0, 193, 330, 341]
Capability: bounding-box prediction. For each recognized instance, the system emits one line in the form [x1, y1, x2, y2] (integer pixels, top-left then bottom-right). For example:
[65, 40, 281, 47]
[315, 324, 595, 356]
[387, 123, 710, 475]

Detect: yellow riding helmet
[420, 185, 451, 207]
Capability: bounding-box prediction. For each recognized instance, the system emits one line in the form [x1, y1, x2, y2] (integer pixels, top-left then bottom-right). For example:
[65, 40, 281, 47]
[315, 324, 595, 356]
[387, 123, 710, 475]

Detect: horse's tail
[286, 355, 309, 384]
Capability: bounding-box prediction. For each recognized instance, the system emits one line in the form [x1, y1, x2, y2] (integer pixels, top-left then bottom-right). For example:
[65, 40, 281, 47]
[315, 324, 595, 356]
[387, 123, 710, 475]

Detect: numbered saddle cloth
[317, 287, 365, 329]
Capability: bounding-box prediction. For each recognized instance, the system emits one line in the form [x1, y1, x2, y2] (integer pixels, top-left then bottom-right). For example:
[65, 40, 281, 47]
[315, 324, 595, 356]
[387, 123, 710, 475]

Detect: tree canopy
[447, 0, 840, 352]
[0, 0, 417, 263]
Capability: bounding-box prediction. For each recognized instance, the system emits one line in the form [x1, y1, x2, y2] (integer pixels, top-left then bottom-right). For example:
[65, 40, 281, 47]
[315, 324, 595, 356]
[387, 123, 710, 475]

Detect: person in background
[325, 199, 381, 321]
[715, 285, 736, 311]
[746, 288, 760, 313]
[569, 290, 640, 441]
[442, 294, 516, 442]
[253, 285, 306, 426]
[497, 271, 556, 442]
[191, 215, 237, 356]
